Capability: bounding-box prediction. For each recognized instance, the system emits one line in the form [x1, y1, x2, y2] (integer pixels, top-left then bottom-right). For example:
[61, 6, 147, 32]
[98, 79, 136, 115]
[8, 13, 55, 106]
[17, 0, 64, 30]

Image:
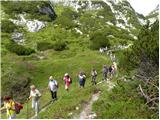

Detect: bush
[37, 42, 54, 51]
[54, 40, 67, 51]
[116, 48, 136, 71]
[1, 20, 17, 33]
[55, 8, 78, 29]
[1, 73, 31, 103]
[5, 41, 35, 55]
[89, 31, 110, 50]
[132, 20, 159, 65]
[56, 16, 77, 29]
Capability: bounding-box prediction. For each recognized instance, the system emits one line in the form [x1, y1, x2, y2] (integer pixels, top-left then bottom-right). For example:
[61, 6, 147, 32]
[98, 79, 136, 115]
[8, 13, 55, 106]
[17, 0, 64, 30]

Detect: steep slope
[52, 0, 145, 37]
[1, 0, 145, 103]
[146, 5, 159, 24]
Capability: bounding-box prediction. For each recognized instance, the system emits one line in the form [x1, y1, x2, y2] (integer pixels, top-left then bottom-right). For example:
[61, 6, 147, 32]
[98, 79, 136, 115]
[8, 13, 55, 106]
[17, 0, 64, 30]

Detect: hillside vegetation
[1, 0, 159, 119]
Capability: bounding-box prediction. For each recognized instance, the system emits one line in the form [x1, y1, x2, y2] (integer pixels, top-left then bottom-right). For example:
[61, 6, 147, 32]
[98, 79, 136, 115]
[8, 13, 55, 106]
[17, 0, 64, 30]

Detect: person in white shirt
[28, 85, 41, 117]
[48, 76, 58, 101]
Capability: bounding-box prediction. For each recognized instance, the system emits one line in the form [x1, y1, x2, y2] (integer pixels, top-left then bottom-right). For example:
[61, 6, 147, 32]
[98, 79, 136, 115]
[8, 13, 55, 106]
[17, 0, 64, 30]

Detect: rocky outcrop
[11, 32, 25, 45]
[8, 1, 57, 32]
[10, 14, 46, 32]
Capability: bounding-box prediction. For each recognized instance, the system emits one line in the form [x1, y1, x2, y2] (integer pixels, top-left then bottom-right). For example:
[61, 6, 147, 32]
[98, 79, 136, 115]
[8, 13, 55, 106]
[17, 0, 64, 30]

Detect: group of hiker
[1, 62, 117, 119]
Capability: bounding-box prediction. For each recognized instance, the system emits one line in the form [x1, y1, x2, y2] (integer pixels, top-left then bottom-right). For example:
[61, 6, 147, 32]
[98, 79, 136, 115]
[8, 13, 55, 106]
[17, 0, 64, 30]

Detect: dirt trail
[74, 80, 116, 119]
[75, 92, 100, 119]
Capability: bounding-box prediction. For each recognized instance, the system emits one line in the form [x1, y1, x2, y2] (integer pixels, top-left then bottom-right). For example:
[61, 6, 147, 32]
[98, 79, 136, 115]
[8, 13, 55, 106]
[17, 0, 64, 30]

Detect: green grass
[1, 1, 158, 119]
[1, 49, 112, 119]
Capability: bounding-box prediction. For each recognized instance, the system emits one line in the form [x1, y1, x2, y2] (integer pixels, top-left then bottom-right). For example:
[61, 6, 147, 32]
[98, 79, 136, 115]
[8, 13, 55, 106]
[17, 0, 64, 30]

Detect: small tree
[54, 40, 67, 51]
[90, 31, 110, 50]
[1, 20, 17, 33]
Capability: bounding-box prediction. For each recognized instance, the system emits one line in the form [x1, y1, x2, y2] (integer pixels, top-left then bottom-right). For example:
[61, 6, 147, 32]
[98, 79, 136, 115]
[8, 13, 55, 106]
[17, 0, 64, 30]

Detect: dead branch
[138, 84, 150, 102]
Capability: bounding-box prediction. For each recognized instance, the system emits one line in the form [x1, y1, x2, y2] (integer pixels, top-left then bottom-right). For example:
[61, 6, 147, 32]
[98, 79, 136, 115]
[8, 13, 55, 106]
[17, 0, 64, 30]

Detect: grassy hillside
[1, 1, 158, 119]
[1, 50, 112, 119]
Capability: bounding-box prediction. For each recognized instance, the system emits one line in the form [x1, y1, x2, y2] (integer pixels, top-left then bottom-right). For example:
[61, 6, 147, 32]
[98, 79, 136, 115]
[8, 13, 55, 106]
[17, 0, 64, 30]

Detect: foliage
[116, 48, 135, 71]
[89, 30, 110, 50]
[55, 7, 78, 29]
[97, 4, 116, 23]
[1, 1, 56, 21]
[55, 15, 77, 29]
[37, 42, 54, 51]
[1, 72, 31, 103]
[54, 40, 67, 51]
[1, 1, 158, 119]
[1, 20, 17, 33]
[131, 20, 159, 65]
[5, 41, 35, 56]
[93, 80, 158, 119]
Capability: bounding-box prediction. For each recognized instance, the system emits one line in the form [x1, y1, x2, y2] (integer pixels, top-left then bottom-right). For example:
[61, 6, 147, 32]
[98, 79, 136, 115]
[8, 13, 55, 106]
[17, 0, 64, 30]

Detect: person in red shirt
[63, 73, 72, 91]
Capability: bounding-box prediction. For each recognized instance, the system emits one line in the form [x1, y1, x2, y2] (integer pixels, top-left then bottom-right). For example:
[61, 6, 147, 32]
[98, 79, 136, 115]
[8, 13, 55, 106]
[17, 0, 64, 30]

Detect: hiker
[113, 62, 117, 76]
[28, 85, 41, 117]
[99, 48, 104, 53]
[91, 69, 97, 85]
[109, 65, 115, 80]
[112, 54, 116, 62]
[63, 73, 72, 91]
[102, 65, 108, 81]
[0, 96, 16, 119]
[105, 46, 108, 51]
[48, 76, 58, 101]
[109, 52, 113, 61]
[78, 72, 86, 88]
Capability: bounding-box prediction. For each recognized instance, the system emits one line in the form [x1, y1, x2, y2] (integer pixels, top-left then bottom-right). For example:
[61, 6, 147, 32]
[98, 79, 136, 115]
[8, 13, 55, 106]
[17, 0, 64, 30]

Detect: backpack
[53, 80, 58, 88]
[14, 102, 23, 114]
[109, 66, 112, 72]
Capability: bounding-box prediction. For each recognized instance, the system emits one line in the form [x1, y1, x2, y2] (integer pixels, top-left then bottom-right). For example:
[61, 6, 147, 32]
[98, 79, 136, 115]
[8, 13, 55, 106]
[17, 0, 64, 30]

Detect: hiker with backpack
[102, 65, 108, 81]
[0, 96, 16, 119]
[63, 73, 72, 91]
[28, 85, 41, 117]
[0, 96, 23, 119]
[91, 69, 97, 85]
[48, 76, 58, 101]
[109, 64, 115, 80]
[78, 72, 86, 88]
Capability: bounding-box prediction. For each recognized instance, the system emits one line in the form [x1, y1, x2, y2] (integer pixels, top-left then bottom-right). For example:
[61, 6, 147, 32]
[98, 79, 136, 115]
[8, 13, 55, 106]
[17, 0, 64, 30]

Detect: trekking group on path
[0, 61, 117, 119]
[1, 48, 118, 119]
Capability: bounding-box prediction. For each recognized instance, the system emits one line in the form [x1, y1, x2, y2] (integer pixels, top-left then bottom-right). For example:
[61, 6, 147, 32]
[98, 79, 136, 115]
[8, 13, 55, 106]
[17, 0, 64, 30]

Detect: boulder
[11, 32, 25, 44]
[10, 14, 46, 32]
